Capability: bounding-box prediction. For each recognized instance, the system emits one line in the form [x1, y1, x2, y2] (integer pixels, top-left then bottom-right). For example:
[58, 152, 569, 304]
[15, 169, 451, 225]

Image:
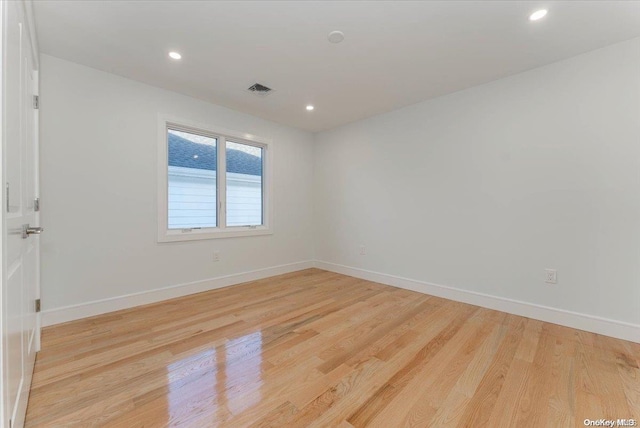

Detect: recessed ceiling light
[193, 155, 198, 159]
[306, 105, 314, 111]
[529, 9, 548, 21]
[168, 51, 182, 60]
[328, 31, 345, 44]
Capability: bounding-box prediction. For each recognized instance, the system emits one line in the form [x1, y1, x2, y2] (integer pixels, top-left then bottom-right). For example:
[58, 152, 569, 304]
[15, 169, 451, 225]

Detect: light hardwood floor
[26, 269, 639, 427]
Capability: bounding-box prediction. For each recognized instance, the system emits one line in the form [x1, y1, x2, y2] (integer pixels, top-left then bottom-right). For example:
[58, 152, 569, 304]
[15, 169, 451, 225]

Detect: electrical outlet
[359, 245, 366, 256]
[213, 251, 220, 262]
[544, 268, 557, 284]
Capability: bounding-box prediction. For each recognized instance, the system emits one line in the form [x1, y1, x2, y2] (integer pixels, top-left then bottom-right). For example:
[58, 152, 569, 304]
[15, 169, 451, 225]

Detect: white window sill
[158, 227, 272, 243]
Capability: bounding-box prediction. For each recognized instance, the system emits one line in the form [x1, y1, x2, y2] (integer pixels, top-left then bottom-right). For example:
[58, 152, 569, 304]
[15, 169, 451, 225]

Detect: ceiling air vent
[247, 83, 273, 96]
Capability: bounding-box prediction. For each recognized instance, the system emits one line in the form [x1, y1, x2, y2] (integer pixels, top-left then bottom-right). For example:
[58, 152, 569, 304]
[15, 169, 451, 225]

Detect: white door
[2, 0, 40, 426]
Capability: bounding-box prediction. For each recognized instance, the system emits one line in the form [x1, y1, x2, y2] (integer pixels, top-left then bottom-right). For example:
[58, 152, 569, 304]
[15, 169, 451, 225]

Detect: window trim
[157, 114, 272, 242]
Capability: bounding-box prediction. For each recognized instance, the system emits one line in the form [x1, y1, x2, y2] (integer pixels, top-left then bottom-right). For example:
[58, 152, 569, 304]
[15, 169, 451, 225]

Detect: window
[167, 129, 217, 229]
[158, 116, 271, 241]
[225, 141, 263, 227]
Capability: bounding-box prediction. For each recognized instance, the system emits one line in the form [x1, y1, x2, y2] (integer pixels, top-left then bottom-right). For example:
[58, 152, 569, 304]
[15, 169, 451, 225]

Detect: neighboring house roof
[168, 133, 262, 176]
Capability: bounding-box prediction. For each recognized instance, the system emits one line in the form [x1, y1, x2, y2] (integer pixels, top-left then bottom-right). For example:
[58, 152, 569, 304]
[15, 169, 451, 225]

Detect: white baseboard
[314, 261, 640, 344]
[41, 261, 315, 327]
[42, 259, 639, 344]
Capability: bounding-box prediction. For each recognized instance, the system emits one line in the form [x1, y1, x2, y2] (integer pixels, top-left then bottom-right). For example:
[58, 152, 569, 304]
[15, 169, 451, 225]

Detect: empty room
[1, 0, 639, 427]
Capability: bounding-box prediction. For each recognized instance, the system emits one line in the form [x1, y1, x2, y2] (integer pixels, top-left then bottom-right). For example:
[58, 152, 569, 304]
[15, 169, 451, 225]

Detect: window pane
[167, 129, 217, 229]
[226, 141, 263, 226]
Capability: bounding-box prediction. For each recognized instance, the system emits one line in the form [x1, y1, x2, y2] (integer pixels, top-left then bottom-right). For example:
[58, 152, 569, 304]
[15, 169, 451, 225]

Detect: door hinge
[34, 197, 40, 211]
[33, 95, 39, 109]
[35, 299, 41, 313]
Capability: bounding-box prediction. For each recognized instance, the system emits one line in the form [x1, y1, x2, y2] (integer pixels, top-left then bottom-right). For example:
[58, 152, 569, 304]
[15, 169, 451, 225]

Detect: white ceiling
[34, 1, 640, 132]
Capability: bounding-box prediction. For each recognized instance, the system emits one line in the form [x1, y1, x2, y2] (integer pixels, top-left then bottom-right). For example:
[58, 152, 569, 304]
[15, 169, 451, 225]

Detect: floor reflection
[165, 331, 264, 425]
[224, 331, 264, 415]
[166, 348, 219, 425]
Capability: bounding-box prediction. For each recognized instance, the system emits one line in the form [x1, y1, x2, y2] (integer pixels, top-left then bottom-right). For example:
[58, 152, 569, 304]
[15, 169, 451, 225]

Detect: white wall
[314, 38, 640, 329]
[40, 54, 315, 315]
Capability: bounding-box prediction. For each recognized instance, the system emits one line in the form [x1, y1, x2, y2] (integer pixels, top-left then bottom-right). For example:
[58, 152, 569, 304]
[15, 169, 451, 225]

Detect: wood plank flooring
[25, 269, 640, 427]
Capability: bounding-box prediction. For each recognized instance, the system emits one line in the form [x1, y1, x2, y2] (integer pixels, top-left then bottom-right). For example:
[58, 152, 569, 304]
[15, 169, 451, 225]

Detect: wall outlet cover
[545, 268, 557, 284]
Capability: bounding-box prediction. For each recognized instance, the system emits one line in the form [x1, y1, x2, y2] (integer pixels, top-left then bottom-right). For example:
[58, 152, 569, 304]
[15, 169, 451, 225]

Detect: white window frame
[157, 114, 272, 242]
